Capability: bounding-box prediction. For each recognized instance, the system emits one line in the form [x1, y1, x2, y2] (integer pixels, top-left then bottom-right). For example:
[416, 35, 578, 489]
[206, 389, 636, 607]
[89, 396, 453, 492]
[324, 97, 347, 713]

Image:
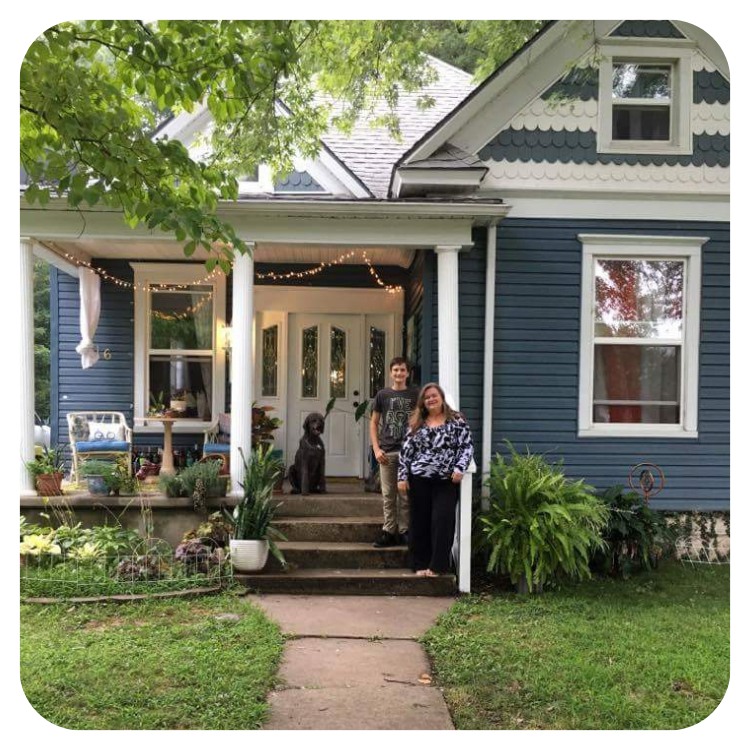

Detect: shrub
[479, 443, 609, 591]
[592, 486, 676, 577]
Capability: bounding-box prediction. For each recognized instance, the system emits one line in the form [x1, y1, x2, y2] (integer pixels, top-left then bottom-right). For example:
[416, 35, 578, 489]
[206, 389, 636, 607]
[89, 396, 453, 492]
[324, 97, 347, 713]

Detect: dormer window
[597, 43, 692, 155]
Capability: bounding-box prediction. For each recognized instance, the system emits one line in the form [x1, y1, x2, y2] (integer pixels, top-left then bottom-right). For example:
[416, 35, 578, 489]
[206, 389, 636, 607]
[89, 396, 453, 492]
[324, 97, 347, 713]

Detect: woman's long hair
[408, 382, 459, 432]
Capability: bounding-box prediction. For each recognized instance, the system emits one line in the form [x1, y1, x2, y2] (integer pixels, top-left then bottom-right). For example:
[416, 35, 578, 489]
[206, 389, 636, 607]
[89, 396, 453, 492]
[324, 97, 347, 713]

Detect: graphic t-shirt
[373, 386, 420, 452]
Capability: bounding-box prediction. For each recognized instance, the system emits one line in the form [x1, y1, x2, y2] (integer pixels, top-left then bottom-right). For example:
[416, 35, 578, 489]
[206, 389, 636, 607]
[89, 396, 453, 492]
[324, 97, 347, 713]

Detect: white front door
[287, 314, 364, 476]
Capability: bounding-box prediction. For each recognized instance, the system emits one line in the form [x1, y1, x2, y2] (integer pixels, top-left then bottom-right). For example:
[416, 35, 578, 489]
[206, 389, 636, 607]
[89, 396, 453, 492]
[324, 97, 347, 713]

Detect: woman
[397, 383, 474, 577]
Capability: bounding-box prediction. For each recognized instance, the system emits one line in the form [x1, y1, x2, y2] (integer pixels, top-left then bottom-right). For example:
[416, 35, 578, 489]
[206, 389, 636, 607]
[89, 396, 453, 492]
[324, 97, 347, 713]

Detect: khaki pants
[380, 451, 409, 535]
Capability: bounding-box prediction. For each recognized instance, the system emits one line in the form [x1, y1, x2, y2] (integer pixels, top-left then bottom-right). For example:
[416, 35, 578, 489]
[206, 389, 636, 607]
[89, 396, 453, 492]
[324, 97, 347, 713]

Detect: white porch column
[435, 245, 461, 407]
[481, 224, 498, 505]
[230, 246, 255, 496]
[20, 240, 36, 495]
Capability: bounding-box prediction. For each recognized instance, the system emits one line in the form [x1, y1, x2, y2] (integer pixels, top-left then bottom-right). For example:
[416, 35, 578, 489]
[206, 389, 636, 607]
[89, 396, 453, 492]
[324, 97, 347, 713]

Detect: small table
[142, 416, 182, 475]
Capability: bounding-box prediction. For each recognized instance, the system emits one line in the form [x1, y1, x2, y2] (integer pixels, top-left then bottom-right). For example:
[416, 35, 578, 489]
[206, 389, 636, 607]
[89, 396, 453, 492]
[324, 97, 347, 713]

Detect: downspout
[481, 223, 498, 507]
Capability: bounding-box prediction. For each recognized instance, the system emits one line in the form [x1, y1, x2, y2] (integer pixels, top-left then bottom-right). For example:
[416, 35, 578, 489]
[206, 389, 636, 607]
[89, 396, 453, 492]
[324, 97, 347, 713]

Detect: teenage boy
[370, 357, 419, 547]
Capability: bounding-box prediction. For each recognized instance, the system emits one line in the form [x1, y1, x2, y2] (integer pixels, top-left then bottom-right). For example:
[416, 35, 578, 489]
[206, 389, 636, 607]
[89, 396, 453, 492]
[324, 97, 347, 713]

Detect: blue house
[20, 20, 729, 591]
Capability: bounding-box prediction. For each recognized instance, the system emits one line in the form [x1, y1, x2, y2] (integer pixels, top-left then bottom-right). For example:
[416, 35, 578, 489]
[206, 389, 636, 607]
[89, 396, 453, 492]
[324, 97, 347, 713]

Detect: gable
[396, 20, 729, 199]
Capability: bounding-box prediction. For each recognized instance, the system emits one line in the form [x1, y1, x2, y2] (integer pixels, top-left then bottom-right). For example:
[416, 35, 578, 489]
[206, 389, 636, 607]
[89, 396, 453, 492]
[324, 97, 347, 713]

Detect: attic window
[612, 63, 671, 141]
[597, 44, 692, 155]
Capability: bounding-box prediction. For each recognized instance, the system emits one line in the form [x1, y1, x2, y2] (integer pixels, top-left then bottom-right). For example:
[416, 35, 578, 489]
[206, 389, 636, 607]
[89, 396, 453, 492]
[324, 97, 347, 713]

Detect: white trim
[597, 44, 693, 155]
[32, 243, 80, 277]
[577, 234, 705, 439]
[254, 285, 404, 315]
[481, 224, 497, 503]
[131, 263, 226, 431]
[393, 168, 486, 197]
[481, 189, 729, 222]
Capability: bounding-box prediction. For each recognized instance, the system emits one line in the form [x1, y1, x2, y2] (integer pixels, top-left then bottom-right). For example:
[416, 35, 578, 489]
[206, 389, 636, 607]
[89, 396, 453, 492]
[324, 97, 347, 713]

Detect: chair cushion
[204, 443, 231, 454]
[75, 440, 130, 452]
[69, 415, 90, 441]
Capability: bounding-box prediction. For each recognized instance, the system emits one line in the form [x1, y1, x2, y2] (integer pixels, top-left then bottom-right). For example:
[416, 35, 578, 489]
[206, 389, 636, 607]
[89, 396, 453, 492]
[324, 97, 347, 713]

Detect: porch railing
[452, 459, 476, 594]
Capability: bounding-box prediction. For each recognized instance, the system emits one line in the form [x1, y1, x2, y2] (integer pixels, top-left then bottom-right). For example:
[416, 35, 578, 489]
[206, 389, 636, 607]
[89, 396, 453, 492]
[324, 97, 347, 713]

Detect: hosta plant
[479, 442, 609, 591]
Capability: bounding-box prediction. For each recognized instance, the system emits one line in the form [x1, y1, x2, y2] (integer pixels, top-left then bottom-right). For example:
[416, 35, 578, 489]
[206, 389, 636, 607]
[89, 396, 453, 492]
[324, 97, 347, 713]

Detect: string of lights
[50, 245, 403, 294]
[152, 290, 214, 320]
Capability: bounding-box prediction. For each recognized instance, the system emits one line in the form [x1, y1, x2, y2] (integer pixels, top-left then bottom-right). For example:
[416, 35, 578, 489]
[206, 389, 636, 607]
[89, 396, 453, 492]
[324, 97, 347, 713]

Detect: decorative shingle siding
[610, 20, 685, 38]
[273, 170, 325, 193]
[541, 67, 598, 101]
[480, 129, 730, 167]
[694, 70, 730, 105]
[490, 218, 729, 511]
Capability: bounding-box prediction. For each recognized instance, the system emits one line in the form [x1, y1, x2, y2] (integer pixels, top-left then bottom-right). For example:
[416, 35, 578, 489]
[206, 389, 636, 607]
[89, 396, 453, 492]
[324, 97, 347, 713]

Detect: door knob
[353, 390, 360, 396]
[353, 401, 360, 407]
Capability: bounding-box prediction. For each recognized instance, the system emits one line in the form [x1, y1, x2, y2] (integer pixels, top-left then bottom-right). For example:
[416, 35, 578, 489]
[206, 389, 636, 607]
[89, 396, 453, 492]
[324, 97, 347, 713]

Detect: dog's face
[303, 413, 325, 437]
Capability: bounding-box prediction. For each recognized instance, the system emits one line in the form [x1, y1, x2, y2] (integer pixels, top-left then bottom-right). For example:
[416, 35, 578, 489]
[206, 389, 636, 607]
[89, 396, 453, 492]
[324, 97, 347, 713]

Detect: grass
[20, 593, 284, 729]
[423, 561, 730, 730]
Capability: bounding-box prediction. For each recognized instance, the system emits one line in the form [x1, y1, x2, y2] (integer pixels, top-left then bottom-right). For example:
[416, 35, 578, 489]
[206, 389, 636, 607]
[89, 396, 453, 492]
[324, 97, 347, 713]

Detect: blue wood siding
[491, 218, 729, 511]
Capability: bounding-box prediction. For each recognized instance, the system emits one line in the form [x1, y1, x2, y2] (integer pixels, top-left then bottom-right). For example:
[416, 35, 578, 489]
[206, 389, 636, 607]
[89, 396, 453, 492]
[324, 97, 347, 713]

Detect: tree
[21, 20, 439, 269]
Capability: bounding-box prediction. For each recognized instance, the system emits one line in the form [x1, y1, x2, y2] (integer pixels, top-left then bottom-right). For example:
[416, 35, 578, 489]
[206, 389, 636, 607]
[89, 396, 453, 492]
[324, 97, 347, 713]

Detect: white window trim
[578, 234, 706, 439]
[132, 262, 227, 433]
[237, 164, 274, 194]
[597, 42, 693, 155]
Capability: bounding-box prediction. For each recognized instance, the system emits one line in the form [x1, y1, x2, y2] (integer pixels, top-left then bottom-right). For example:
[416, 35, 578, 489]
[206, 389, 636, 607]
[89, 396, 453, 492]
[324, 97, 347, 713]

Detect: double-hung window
[578, 235, 706, 438]
[597, 42, 693, 155]
[132, 263, 227, 430]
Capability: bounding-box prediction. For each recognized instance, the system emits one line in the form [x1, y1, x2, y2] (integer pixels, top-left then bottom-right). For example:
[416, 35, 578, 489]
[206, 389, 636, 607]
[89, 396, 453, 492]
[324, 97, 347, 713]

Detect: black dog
[288, 412, 327, 494]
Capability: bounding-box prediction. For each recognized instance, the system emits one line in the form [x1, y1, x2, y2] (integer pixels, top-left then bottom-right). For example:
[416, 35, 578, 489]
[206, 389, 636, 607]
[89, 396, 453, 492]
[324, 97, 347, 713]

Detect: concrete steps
[276, 516, 382, 543]
[238, 488, 457, 596]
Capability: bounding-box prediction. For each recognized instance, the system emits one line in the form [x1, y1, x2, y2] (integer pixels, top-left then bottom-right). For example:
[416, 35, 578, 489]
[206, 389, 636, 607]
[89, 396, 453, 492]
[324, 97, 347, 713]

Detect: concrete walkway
[247, 594, 455, 730]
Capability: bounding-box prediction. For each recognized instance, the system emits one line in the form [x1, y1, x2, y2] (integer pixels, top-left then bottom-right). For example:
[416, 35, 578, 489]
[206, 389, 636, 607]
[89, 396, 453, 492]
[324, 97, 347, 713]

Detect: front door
[287, 314, 363, 476]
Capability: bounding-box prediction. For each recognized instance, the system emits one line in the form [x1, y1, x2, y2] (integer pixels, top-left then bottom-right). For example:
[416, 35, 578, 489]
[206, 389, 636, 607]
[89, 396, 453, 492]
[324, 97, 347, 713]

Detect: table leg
[160, 422, 175, 475]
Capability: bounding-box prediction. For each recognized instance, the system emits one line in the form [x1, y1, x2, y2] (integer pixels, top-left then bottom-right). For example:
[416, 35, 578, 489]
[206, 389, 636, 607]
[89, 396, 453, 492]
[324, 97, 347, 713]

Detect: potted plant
[252, 403, 285, 490]
[148, 390, 166, 416]
[25, 446, 65, 496]
[80, 459, 111, 495]
[224, 445, 286, 572]
[478, 441, 609, 593]
[80, 458, 136, 496]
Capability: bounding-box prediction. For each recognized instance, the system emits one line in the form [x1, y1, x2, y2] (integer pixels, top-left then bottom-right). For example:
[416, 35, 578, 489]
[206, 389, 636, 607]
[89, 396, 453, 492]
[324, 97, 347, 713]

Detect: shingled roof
[319, 56, 476, 197]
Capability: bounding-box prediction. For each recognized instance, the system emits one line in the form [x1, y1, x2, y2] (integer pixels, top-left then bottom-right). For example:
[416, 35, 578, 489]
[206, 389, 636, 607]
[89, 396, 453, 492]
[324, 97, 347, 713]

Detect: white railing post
[456, 460, 476, 593]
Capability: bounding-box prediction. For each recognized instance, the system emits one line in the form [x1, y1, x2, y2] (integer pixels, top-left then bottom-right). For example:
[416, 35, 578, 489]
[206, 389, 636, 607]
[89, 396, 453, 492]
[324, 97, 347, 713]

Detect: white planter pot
[230, 539, 269, 572]
[170, 399, 187, 413]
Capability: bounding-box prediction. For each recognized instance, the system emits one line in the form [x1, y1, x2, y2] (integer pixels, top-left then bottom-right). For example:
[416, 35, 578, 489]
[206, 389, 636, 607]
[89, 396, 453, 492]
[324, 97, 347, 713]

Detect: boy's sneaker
[373, 531, 399, 548]
[398, 531, 409, 546]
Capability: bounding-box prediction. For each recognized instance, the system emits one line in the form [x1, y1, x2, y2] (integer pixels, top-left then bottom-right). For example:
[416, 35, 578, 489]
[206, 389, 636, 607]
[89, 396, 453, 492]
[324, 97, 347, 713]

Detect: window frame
[597, 42, 694, 155]
[132, 263, 227, 432]
[577, 234, 706, 439]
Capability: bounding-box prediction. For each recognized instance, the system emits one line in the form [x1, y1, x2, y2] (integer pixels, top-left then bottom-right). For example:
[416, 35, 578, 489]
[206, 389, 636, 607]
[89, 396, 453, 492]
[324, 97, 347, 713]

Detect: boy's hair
[389, 356, 410, 372]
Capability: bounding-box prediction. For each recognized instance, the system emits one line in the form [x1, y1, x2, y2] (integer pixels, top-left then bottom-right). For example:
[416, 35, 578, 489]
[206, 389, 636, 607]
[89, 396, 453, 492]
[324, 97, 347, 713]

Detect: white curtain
[75, 268, 101, 369]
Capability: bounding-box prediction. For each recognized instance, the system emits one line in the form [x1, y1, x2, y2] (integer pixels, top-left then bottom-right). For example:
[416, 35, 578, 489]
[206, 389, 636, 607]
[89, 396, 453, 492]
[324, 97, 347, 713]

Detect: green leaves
[479, 441, 609, 590]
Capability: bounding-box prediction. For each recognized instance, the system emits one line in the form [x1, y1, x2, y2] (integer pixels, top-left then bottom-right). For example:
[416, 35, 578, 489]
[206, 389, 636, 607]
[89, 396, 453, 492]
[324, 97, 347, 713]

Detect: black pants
[408, 474, 458, 573]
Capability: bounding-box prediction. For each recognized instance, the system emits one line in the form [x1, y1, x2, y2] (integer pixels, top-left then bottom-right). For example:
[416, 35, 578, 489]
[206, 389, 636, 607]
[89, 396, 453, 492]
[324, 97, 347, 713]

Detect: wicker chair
[67, 411, 133, 483]
[202, 413, 231, 472]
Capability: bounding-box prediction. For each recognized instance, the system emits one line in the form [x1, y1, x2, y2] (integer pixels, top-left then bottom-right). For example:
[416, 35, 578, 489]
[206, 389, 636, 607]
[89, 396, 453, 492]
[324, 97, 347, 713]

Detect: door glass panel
[330, 326, 347, 398]
[262, 325, 278, 397]
[301, 326, 318, 398]
[369, 326, 386, 398]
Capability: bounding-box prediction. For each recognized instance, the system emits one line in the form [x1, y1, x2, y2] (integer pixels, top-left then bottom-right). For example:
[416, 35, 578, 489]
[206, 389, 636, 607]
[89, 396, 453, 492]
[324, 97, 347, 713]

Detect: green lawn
[20, 593, 284, 730]
[423, 562, 730, 730]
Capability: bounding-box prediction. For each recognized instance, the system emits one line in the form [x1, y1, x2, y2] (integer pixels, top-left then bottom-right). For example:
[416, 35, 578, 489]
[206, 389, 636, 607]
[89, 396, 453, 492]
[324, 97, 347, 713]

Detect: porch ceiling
[44, 239, 417, 268]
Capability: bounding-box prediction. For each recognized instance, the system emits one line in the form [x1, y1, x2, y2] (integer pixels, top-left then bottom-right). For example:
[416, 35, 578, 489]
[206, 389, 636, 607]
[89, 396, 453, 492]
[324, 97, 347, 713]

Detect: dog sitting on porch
[288, 412, 327, 494]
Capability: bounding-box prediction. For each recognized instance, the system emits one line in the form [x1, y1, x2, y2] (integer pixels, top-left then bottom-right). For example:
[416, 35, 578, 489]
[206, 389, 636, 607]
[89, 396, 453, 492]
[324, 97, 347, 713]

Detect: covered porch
[20, 197, 508, 592]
